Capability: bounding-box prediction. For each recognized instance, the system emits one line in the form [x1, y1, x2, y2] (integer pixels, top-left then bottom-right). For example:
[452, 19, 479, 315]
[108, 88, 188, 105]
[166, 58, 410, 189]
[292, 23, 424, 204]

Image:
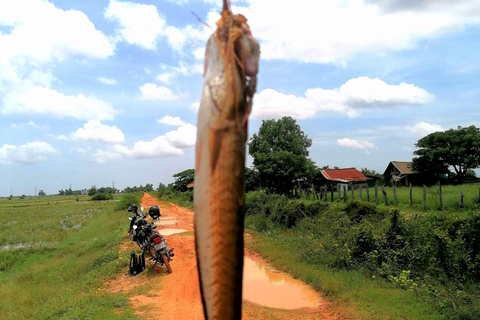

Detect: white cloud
[98, 77, 117, 85]
[0, 141, 60, 165]
[10, 120, 48, 130]
[155, 61, 203, 84]
[104, 0, 165, 50]
[2, 86, 116, 121]
[165, 123, 197, 148]
[228, 0, 480, 64]
[139, 83, 178, 101]
[115, 123, 196, 159]
[57, 135, 68, 141]
[337, 138, 375, 150]
[405, 121, 443, 136]
[251, 77, 434, 119]
[0, 0, 113, 89]
[0, 0, 114, 62]
[157, 116, 187, 126]
[72, 120, 125, 143]
[75, 122, 197, 163]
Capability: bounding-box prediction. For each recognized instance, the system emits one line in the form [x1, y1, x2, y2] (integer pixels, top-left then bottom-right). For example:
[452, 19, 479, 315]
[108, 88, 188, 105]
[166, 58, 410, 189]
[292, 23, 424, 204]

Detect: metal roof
[390, 161, 416, 174]
[321, 168, 368, 182]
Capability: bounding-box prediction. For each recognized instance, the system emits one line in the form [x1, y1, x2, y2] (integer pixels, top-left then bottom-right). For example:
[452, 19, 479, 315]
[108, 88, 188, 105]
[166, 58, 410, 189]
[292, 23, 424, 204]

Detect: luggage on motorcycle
[128, 250, 145, 276]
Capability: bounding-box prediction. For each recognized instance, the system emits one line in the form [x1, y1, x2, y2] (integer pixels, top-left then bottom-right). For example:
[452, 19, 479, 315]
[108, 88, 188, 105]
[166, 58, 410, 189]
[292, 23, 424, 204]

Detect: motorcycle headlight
[133, 225, 137, 229]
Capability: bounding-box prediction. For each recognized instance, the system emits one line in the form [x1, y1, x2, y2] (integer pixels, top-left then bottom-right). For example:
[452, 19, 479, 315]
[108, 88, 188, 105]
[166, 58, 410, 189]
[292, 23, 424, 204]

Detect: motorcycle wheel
[162, 253, 172, 273]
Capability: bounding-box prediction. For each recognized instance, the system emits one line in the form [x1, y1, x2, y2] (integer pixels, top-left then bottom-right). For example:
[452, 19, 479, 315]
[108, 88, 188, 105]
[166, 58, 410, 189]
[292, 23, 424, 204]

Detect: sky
[0, 0, 479, 196]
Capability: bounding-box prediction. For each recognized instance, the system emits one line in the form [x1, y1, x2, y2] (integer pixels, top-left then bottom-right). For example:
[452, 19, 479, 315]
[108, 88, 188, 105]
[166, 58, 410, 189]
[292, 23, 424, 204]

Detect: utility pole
[35, 187, 37, 196]
[112, 181, 115, 193]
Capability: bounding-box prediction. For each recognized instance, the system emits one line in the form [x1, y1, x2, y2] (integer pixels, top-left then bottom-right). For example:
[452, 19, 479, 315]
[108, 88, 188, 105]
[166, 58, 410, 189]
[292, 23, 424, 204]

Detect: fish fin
[209, 128, 225, 173]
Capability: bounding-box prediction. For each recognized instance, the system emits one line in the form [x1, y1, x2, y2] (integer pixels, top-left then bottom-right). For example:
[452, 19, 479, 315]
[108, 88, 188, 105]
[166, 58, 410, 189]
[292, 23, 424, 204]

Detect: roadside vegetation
[0, 193, 142, 319]
[244, 192, 480, 319]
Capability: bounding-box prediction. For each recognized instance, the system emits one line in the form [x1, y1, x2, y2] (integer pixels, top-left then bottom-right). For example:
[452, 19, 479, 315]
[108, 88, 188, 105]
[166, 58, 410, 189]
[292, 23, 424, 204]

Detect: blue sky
[0, 0, 479, 196]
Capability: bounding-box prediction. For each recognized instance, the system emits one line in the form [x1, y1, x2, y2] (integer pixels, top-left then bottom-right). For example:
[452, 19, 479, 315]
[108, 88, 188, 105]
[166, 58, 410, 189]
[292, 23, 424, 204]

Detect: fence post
[331, 187, 334, 202]
[375, 185, 378, 205]
[367, 186, 370, 202]
[459, 191, 464, 209]
[351, 183, 354, 201]
[439, 181, 443, 211]
[409, 183, 413, 206]
[393, 184, 397, 206]
[344, 186, 347, 202]
[382, 186, 387, 205]
[337, 185, 341, 202]
[422, 185, 426, 210]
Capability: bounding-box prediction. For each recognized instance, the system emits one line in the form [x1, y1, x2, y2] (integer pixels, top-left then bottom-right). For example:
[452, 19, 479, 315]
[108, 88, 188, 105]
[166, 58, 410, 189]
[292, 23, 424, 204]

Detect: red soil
[105, 193, 357, 320]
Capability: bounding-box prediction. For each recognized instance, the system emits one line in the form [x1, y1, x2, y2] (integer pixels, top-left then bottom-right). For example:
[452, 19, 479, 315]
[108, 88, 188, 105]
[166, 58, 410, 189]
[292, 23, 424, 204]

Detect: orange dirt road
[106, 193, 356, 320]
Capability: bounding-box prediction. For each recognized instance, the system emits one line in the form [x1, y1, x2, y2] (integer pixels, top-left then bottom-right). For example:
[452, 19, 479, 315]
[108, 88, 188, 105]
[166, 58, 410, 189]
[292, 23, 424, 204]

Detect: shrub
[114, 192, 142, 211]
[91, 193, 113, 201]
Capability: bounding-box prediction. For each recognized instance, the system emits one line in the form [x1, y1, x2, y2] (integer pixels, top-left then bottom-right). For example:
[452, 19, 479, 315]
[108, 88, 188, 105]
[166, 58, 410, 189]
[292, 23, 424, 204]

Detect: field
[0, 194, 141, 319]
[307, 183, 480, 213]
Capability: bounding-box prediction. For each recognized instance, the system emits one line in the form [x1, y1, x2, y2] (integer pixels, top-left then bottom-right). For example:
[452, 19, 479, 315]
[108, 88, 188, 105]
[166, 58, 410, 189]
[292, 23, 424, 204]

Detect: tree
[88, 185, 97, 196]
[248, 116, 317, 194]
[38, 190, 46, 197]
[172, 169, 195, 192]
[413, 125, 480, 184]
[245, 167, 260, 192]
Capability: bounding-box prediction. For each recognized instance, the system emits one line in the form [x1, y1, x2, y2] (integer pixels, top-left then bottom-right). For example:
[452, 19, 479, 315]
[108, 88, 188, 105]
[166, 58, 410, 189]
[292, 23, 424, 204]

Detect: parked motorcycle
[127, 204, 174, 273]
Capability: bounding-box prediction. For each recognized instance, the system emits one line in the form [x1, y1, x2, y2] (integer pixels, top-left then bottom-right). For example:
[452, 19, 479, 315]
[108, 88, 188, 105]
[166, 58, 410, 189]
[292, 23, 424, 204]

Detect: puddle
[158, 228, 188, 236]
[242, 257, 321, 309]
[158, 218, 177, 225]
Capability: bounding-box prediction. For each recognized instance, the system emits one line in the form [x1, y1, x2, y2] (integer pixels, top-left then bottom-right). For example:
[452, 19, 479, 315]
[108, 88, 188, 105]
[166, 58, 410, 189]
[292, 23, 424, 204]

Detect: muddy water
[159, 218, 177, 225]
[242, 257, 321, 309]
[158, 228, 188, 236]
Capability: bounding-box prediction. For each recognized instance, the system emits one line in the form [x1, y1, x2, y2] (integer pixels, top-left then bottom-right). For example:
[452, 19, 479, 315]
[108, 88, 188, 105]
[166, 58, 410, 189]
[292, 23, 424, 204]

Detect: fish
[193, 0, 260, 319]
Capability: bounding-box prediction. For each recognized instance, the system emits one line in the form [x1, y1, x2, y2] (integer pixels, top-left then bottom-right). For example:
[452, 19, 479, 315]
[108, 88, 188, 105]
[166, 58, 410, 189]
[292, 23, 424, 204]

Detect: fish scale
[194, 1, 259, 319]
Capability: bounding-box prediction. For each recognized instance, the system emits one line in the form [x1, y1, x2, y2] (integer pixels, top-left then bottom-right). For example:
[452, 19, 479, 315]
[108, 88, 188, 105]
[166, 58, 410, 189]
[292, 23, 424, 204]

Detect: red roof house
[321, 168, 367, 183]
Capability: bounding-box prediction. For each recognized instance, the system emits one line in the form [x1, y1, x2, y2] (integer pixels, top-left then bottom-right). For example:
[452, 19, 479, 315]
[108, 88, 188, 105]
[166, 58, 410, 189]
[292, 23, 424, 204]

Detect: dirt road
[106, 193, 356, 320]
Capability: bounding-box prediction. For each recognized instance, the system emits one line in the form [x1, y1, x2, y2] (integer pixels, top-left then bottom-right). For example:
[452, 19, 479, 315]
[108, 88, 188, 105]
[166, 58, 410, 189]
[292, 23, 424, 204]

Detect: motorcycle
[127, 204, 174, 273]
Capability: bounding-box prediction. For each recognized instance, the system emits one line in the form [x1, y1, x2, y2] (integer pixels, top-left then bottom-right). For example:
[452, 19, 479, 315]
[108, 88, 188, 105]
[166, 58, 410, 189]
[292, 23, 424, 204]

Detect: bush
[90, 193, 113, 201]
[114, 192, 142, 211]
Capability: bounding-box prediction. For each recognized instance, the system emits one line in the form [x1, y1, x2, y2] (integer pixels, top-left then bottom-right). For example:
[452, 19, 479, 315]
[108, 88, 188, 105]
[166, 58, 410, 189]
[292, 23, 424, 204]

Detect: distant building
[319, 167, 368, 191]
[383, 161, 421, 186]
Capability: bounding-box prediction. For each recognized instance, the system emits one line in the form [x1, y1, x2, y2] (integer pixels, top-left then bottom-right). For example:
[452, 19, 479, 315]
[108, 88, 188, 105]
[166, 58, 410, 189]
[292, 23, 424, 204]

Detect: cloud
[164, 123, 197, 148]
[0, 0, 113, 89]
[57, 135, 68, 141]
[155, 61, 203, 84]
[2, 86, 116, 121]
[105, 0, 165, 50]
[157, 116, 187, 126]
[251, 77, 434, 119]
[337, 138, 375, 150]
[98, 77, 117, 85]
[227, 0, 480, 64]
[0, 141, 60, 165]
[115, 123, 196, 158]
[405, 121, 443, 136]
[104, 0, 192, 52]
[72, 120, 125, 143]
[77, 122, 197, 163]
[138, 83, 178, 101]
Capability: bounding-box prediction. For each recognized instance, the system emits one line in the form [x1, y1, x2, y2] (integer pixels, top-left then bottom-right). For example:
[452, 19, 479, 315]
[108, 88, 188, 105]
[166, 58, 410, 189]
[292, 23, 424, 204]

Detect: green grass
[246, 229, 444, 320]
[245, 193, 480, 320]
[0, 194, 140, 319]
[305, 183, 480, 213]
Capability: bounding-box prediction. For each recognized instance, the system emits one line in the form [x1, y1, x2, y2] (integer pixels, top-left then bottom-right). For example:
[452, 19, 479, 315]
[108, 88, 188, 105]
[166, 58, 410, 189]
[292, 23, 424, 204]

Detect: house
[383, 161, 421, 186]
[319, 167, 368, 191]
